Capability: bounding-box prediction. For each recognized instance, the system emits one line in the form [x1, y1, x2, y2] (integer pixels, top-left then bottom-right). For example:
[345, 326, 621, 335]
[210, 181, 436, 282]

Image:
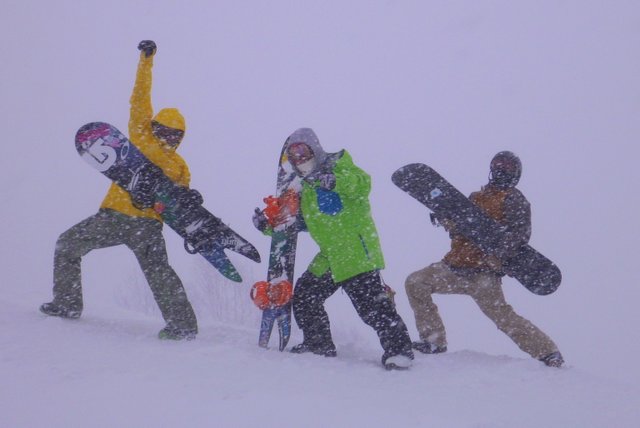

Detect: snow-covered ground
[2, 1, 639, 427]
[3, 294, 639, 428]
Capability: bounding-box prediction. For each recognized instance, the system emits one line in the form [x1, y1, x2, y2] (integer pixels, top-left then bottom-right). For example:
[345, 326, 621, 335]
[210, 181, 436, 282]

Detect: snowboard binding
[250, 280, 294, 310]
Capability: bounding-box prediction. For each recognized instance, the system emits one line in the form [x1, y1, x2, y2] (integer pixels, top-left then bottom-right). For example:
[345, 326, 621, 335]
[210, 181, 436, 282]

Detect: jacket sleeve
[128, 53, 154, 145]
[178, 160, 191, 187]
[333, 154, 371, 199]
[502, 190, 532, 252]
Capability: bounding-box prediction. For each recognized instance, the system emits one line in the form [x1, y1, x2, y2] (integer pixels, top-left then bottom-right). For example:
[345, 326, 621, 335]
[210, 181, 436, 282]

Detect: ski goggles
[286, 142, 315, 166]
[151, 121, 185, 148]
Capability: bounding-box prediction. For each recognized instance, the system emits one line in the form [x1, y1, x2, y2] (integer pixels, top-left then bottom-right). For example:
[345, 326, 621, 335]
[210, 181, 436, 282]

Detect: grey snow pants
[405, 261, 558, 359]
[52, 209, 197, 332]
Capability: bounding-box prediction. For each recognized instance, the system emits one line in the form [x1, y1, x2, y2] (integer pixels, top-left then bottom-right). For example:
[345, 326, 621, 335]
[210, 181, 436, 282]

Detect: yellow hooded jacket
[100, 54, 190, 221]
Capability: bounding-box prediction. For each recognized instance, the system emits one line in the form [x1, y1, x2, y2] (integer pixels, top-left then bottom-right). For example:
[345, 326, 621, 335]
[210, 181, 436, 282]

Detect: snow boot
[540, 351, 564, 368]
[382, 353, 413, 370]
[412, 341, 447, 355]
[289, 342, 337, 357]
[158, 327, 197, 341]
[39, 302, 81, 319]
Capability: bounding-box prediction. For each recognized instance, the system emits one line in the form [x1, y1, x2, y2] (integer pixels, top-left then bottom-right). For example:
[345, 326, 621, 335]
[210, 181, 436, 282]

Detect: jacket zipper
[359, 234, 371, 260]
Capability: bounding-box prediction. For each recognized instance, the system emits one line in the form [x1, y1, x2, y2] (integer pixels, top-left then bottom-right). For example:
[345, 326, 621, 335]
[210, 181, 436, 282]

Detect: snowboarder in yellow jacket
[40, 41, 198, 340]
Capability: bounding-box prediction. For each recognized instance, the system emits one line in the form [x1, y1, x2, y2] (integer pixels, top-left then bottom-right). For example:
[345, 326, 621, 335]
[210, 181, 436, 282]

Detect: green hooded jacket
[300, 150, 385, 282]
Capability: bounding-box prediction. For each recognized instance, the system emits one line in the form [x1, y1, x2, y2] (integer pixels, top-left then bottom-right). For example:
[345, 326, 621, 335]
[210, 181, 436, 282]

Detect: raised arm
[128, 40, 156, 143]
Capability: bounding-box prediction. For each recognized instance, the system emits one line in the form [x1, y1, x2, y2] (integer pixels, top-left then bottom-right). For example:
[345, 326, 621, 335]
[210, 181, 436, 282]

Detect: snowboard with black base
[250, 140, 301, 351]
[75, 121, 261, 282]
[392, 163, 561, 295]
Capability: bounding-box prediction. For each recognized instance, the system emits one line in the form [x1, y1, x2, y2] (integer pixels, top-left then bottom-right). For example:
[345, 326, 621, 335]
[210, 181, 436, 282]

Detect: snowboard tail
[392, 163, 561, 295]
[258, 304, 292, 350]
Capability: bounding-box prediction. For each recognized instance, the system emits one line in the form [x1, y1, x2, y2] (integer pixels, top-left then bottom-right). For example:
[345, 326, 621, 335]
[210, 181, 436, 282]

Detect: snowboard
[392, 163, 561, 295]
[75, 122, 261, 282]
[253, 140, 302, 350]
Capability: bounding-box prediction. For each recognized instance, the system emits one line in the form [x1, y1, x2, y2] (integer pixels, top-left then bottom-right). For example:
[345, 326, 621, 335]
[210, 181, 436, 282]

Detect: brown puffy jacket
[443, 185, 531, 273]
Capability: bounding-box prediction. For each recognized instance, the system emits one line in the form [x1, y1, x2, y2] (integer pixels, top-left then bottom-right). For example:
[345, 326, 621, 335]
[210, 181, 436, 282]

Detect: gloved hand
[129, 179, 155, 210]
[315, 173, 336, 190]
[138, 40, 157, 57]
[130, 186, 156, 210]
[429, 213, 440, 227]
[129, 164, 161, 209]
[252, 208, 269, 233]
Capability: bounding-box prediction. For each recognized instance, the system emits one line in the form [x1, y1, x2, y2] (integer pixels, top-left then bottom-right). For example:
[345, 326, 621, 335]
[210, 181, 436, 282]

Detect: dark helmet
[489, 151, 522, 188]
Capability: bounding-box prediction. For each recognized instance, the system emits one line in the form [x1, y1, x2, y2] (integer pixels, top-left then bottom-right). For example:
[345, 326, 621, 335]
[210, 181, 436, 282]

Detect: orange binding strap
[250, 280, 294, 309]
[269, 280, 293, 307]
[250, 281, 271, 310]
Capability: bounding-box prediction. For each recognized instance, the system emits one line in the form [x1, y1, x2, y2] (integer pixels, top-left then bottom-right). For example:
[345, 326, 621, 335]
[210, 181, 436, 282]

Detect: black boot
[39, 302, 81, 319]
[158, 326, 197, 341]
[540, 351, 564, 368]
[412, 341, 447, 354]
[289, 342, 337, 357]
[382, 352, 413, 370]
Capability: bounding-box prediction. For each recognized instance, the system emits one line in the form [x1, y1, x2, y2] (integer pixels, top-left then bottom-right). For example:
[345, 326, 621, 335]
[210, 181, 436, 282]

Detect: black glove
[138, 40, 157, 57]
[430, 213, 440, 227]
[252, 208, 269, 233]
[315, 173, 336, 190]
[129, 165, 161, 209]
[131, 192, 155, 210]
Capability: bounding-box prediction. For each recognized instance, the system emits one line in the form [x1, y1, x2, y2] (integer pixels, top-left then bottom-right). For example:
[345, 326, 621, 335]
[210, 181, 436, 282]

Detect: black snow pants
[292, 269, 413, 359]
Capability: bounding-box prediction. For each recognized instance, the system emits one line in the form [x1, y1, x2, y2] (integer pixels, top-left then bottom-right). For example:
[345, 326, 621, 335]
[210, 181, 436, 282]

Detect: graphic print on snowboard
[75, 121, 260, 282]
[392, 163, 561, 295]
[251, 140, 302, 351]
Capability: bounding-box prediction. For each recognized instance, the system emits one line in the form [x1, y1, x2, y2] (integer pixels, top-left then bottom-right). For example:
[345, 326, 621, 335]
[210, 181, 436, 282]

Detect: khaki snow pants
[52, 209, 197, 332]
[405, 261, 558, 359]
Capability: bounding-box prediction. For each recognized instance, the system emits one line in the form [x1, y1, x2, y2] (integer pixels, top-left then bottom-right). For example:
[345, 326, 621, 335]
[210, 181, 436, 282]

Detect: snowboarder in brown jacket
[405, 151, 564, 367]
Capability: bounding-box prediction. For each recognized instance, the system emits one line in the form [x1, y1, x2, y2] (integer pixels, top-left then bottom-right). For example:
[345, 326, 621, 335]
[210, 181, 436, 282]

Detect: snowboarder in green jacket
[254, 128, 414, 370]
